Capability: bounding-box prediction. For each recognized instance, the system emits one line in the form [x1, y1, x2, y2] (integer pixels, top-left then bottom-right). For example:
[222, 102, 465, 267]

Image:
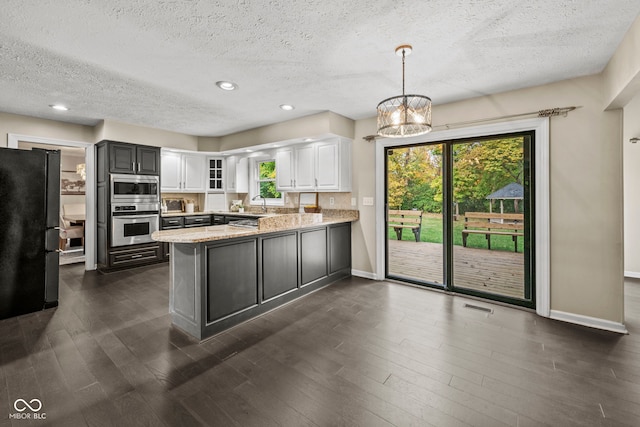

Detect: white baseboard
[624, 271, 640, 279]
[549, 310, 628, 334]
[351, 269, 379, 280]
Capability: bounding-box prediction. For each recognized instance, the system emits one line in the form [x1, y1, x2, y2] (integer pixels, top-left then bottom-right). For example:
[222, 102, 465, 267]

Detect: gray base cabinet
[300, 228, 328, 285]
[207, 240, 258, 322]
[330, 223, 351, 273]
[262, 232, 298, 300]
[108, 243, 162, 269]
[169, 223, 351, 340]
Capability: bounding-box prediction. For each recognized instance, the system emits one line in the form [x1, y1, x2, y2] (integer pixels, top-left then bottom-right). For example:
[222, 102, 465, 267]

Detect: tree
[387, 145, 442, 212]
[453, 138, 523, 212]
[386, 137, 523, 214]
[258, 160, 281, 198]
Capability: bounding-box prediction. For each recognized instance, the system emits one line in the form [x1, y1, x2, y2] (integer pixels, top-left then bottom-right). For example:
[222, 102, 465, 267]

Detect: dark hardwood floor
[1, 263, 639, 426]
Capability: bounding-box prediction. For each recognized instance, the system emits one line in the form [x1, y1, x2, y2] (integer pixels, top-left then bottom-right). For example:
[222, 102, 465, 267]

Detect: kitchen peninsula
[152, 210, 358, 340]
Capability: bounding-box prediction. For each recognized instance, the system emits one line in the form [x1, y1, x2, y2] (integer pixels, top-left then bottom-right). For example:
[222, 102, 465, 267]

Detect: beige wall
[98, 119, 198, 150]
[197, 136, 221, 152]
[603, 14, 640, 109]
[218, 111, 354, 151]
[351, 74, 624, 323]
[0, 112, 94, 147]
[624, 93, 640, 275]
[0, 113, 201, 151]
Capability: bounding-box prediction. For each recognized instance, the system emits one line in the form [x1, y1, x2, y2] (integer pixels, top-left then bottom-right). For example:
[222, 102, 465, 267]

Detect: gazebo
[486, 182, 523, 214]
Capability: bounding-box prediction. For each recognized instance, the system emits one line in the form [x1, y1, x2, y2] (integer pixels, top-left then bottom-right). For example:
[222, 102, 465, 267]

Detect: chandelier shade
[377, 94, 432, 137]
[377, 45, 432, 138]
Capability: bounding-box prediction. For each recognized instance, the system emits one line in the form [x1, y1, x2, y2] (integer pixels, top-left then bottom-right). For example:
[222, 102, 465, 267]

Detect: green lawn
[388, 214, 524, 253]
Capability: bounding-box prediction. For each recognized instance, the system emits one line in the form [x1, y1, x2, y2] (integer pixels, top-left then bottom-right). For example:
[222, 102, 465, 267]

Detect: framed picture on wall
[61, 170, 86, 195]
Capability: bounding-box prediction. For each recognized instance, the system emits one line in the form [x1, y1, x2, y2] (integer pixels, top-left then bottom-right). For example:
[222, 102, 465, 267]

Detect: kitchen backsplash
[233, 192, 353, 211]
[161, 193, 206, 212]
[161, 191, 353, 213]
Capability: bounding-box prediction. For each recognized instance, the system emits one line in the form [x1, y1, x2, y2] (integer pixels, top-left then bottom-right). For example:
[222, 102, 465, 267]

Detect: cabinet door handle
[315, 178, 318, 187]
[132, 162, 136, 172]
[137, 162, 141, 172]
[131, 254, 143, 259]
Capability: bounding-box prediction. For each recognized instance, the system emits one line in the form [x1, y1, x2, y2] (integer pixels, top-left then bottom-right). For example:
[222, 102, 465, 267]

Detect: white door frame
[375, 117, 550, 318]
[8, 133, 97, 271]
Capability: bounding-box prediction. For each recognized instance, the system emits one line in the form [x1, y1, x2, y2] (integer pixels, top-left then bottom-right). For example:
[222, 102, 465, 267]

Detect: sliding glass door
[386, 144, 445, 286]
[385, 132, 534, 308]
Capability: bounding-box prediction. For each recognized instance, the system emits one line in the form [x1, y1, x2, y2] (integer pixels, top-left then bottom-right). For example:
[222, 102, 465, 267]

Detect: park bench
[388, 209, 423, 242]
[462, 212, 523, 251]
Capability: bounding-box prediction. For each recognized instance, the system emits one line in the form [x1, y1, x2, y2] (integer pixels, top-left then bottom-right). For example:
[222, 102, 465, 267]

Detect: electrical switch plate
[285, 196, 290, 204]
[351, 198, 356, 206]
[329, 197, 335, 205]
[363, 197, 374, 206]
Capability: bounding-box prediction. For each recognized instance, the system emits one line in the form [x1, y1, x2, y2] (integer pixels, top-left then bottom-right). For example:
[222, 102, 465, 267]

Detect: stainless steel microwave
[110, 174, 159, 203]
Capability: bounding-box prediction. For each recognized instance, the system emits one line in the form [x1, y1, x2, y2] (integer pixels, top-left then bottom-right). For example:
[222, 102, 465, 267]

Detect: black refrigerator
[0, 147, 60, 320]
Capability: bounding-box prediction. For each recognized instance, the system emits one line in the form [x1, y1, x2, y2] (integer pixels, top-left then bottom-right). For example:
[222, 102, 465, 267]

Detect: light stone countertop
[152, 212, 358, 244]
[161, 210, 275, 218]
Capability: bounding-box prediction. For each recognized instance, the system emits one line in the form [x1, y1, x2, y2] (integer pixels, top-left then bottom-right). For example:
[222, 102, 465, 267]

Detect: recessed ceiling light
[279, 104, 295, 111]
[216, 81, 238, 91]
[49, 104, 69, 111]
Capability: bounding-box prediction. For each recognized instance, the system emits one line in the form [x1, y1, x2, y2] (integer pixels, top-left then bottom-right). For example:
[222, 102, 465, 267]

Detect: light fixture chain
[401, 48, 406, 96]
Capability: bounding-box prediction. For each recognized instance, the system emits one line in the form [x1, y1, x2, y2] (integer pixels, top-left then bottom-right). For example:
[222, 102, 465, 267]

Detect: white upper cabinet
[226, 156, 249, 193]
[161, 150, 206, 192]
[275, 149, 295, 190]
[275, 139, 351, 192]
[294, 145, 315, 190]
[315, 142, 340, 191]
[161, 151, 182, 191]
[182, 153, 206, 191]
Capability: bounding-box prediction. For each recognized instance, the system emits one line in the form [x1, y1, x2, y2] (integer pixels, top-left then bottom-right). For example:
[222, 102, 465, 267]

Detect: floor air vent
[463, 303, 493, 314]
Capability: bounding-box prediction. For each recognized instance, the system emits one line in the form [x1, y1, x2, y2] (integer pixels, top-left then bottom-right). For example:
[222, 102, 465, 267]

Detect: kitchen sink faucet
[252, 194, 267, 213]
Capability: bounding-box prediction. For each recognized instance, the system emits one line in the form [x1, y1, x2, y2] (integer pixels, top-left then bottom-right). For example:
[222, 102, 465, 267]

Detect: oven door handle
[113, 214, 159, 220]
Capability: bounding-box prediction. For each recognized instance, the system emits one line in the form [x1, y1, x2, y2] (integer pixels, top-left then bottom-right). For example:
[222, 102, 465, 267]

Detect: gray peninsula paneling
[261, 232, 298, 301]
[165, 222, 352, 340]
[300, 228, 328, 285]
[207, 239, 258, 322]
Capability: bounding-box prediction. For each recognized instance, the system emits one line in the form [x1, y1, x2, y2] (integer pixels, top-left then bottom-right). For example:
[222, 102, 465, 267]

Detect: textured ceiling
[1, 0, 639, 137]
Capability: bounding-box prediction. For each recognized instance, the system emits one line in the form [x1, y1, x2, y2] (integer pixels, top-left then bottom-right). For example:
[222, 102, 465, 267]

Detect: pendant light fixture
[377, 45, 432, 138]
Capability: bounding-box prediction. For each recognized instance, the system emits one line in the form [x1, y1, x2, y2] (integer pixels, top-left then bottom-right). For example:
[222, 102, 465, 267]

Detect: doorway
[9, 134, 96, 270]
[385, 131, 534, 308]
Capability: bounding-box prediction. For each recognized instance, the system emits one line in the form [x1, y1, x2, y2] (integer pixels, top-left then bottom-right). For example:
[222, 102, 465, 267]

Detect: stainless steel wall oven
[111, 203, 160, 247]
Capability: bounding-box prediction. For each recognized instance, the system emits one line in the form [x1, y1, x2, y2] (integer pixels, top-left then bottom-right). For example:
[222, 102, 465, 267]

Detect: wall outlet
[351, 197, 357, 206]
[329, 197, 335, 205]
[363, 197, 374, 206]
[285, 196, 290, 204]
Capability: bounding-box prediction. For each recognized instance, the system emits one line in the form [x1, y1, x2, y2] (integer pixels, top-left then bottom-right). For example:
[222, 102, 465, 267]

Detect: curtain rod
[363, 106, 579, 142]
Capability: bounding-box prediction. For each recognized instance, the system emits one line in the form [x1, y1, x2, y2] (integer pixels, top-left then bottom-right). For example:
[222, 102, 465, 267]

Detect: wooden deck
[387, 239, 525, 299]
